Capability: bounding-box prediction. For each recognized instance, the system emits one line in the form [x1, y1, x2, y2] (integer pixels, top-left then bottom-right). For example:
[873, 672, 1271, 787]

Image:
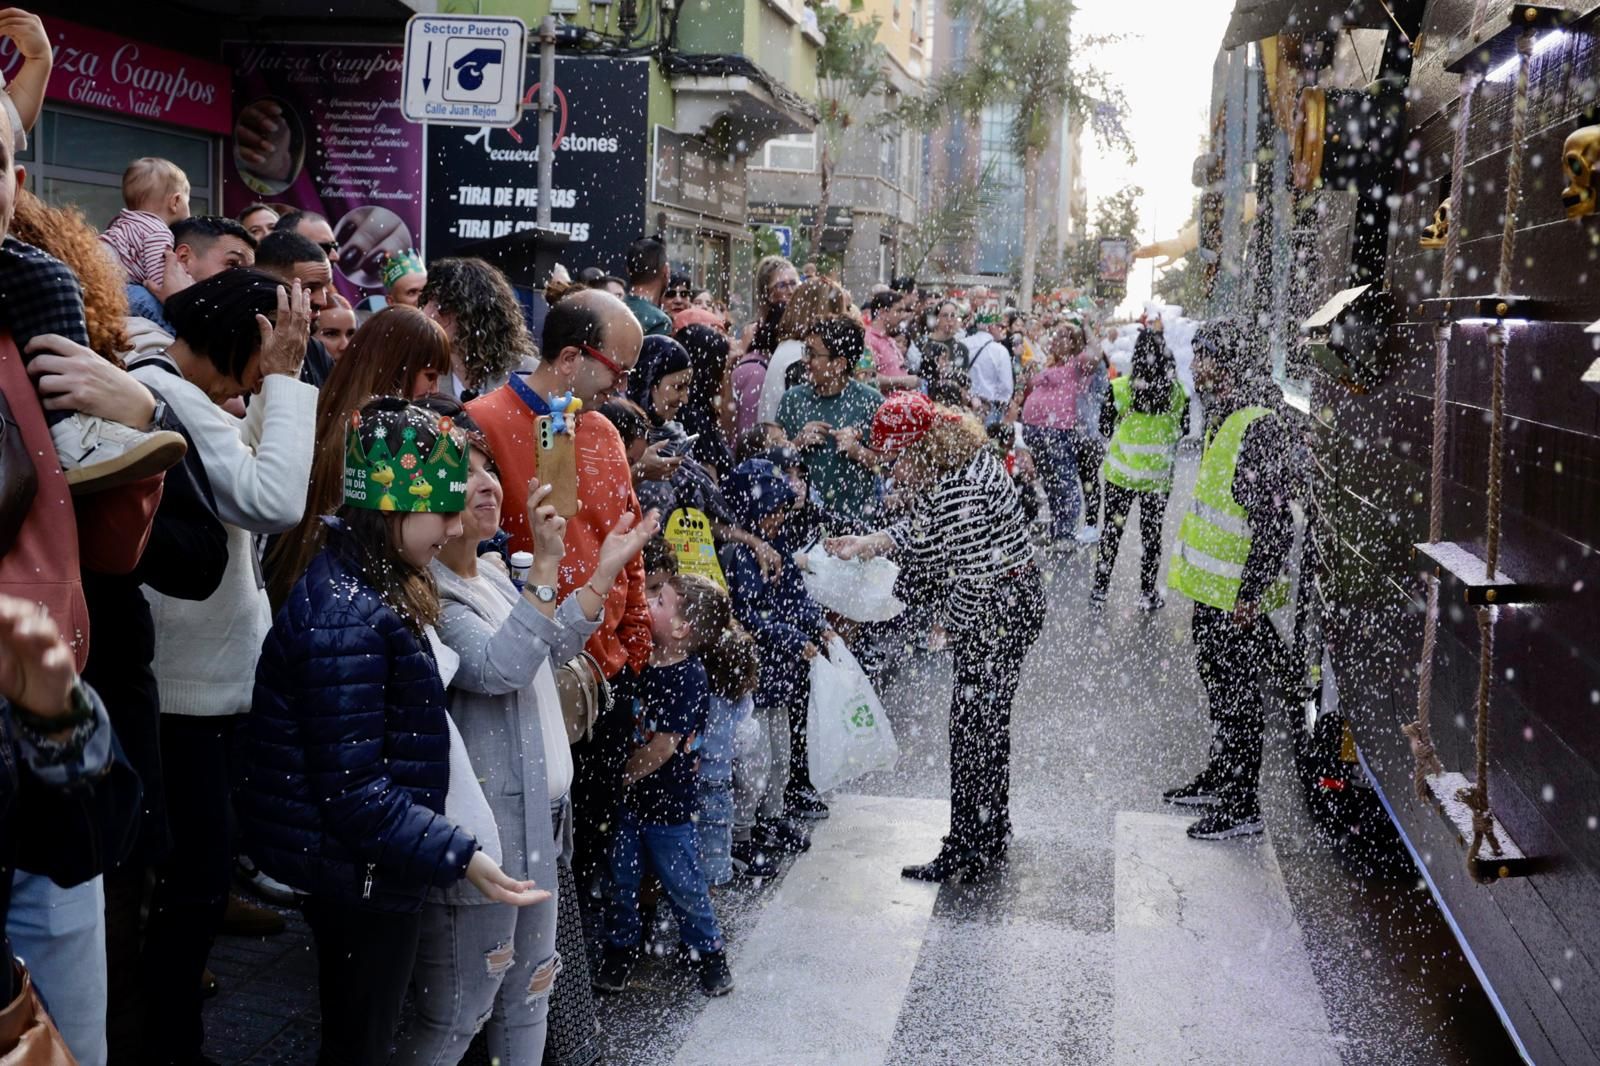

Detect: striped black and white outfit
[884, 446, 1044, 858]
[886, 448, 1035, 632]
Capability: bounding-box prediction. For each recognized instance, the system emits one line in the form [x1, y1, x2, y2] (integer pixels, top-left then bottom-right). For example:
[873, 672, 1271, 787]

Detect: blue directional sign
[402, 15, 526, 128]
[769, 224, 794, 258]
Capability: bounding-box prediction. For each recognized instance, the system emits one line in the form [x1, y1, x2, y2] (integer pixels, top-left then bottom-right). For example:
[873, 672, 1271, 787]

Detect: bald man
[466, 288, 651, 893]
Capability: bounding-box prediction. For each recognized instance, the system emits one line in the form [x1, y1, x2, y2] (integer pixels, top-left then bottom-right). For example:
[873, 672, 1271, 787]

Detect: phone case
[536, 415, 580, 517]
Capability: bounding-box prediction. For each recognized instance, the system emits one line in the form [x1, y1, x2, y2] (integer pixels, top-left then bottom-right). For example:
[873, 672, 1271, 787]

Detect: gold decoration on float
[1560, 124, 1600, 219]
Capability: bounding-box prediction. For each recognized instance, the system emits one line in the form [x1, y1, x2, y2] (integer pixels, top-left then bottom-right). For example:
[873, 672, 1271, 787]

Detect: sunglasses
[582, 343, 631, 382]
[318, 240, 340, 255]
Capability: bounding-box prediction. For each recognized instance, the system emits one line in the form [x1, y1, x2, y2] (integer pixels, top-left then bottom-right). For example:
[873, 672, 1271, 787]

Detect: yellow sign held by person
[666, 508, 726, 589]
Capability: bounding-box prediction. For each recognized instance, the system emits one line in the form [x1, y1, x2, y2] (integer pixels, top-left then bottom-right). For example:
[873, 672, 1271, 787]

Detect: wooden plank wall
[1310, 2, 1600, 1061]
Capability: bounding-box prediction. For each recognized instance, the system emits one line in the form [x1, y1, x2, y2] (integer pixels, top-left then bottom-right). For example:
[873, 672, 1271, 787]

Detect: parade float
[1182, 3, 1600, 1061]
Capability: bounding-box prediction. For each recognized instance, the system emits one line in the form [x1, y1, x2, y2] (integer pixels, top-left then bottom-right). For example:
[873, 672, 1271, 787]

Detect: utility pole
[537, 15, 557, 229]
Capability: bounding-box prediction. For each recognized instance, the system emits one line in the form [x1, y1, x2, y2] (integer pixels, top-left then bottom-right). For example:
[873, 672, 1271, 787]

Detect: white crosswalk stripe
[671, 794, 945, 1066]
[1113, 812, 1341, 1066]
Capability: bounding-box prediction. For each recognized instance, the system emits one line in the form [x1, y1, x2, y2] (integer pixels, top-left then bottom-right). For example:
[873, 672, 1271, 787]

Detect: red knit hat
[870, 391, 958, 455]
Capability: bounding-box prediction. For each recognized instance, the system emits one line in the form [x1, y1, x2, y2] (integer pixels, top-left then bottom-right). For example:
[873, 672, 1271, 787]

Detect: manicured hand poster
[222, 42, 422, 300]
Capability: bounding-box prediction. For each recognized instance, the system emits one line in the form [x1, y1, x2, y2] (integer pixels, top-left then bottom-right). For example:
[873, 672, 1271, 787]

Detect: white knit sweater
[130, 367, 318, 717]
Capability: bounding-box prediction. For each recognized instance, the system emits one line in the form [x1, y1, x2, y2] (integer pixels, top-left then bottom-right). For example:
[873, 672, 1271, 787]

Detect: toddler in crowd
[594, 573, 736, 998]
[697, 586, 760, 890]
[99, 157, 192, 302]
[723, 458, 834, 844]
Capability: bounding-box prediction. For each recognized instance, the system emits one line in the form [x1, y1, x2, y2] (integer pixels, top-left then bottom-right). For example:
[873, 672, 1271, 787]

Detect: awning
[1222, 0, 1397, 49]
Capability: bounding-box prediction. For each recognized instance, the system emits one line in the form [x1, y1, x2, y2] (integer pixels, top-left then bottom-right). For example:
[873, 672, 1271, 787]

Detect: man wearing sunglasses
[468, 287, 654, 893]
[273, 209, 337, 258]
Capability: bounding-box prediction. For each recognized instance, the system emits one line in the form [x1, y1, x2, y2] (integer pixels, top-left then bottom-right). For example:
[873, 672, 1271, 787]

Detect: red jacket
[468, 383, 651, 679]
[0, 337, 160, 669]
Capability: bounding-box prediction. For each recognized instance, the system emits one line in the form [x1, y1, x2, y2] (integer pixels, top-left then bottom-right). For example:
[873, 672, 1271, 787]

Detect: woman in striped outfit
[825, 392, 1045, 882]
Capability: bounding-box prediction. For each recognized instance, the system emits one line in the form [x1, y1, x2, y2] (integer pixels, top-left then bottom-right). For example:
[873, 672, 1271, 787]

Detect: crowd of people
[0, 14, 1305, 1064]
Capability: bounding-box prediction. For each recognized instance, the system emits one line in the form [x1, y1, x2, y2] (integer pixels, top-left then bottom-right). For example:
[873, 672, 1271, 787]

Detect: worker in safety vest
[1164, 317, 1303, 841]
[1090, 324, 1189, 610]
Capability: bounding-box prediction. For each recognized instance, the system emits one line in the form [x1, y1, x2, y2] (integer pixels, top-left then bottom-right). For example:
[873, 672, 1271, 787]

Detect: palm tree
[811, 1, 892, 250]
[904, 0, 1132, 308]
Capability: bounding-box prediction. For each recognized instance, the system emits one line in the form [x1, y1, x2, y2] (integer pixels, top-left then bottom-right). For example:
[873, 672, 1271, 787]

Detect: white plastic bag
[801, 546, 906, 622]
[806, 637, 899, 792]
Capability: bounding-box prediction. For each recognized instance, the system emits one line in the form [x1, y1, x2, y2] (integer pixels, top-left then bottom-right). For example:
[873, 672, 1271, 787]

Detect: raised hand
[255, 280, 312, 379]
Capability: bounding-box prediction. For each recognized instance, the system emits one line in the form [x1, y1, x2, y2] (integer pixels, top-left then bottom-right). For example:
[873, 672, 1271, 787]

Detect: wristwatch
[145, 397, 169, 432]
[530, 584, 558, 604]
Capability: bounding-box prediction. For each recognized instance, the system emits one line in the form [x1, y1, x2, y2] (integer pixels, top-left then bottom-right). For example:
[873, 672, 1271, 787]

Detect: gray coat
[428, 562, 599, 906]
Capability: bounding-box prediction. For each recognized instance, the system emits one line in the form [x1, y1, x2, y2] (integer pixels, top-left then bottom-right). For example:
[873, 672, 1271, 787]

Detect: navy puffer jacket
[237, 538, 478, 912]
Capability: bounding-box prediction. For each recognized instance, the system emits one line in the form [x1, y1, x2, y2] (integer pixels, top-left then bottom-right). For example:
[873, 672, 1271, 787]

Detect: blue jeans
[7, 874, 106, 1066]
[1022, 424, 1082, 540]
[392, 896, 560, 1066]
[604, 808, 723, 955]
[695, 780, 734, 887]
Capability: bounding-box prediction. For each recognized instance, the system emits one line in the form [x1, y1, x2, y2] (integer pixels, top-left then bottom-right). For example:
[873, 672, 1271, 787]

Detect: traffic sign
[768, 225, 794, 258]
[402, 15, 527, 128]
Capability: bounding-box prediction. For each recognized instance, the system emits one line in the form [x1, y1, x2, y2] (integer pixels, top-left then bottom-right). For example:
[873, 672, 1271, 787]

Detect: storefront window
[22, 105, 216, 228]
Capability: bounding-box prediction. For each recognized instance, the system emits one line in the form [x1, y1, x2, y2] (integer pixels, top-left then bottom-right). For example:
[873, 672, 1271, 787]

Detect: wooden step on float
[1421, 771, 1538, 881]
[1413, 541, 1551, 606]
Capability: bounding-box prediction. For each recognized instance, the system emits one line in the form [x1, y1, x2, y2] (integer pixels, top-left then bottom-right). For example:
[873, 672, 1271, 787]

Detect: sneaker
[1136, 590, 1166, 612]
[754, 816, 811, 854]
[1186, 803, 1265, 840]
[1162, 772, 1222, 808]
[237, 855, 305, 905]
[730, 839, 780, 879]
[695, 949, 734, 997]
[51, 413, 186, 495]
[592, 944, 635, 993]
[785, 785, 830, 820]
[220, 893, 285, 937]
[1075, 524, 1102, 545]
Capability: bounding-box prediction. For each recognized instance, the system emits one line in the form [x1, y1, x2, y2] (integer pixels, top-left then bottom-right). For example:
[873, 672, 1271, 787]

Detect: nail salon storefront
[6, 15, 231, 231]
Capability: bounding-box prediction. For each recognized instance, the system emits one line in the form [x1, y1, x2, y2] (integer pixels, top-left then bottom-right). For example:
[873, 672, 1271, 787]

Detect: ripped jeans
[392, 894, 561, 1066]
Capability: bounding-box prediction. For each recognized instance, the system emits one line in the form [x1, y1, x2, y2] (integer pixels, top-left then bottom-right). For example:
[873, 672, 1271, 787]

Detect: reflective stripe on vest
[1167, 405, 1290, 612]
[1103, 378, 1185, 492]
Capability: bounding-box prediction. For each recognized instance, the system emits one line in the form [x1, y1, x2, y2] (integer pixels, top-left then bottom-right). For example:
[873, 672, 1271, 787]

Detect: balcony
[667, 0, 821, 154]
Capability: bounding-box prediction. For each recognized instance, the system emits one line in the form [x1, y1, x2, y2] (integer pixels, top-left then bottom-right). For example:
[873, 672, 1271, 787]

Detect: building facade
[31, 0, 819, 321]
[919, 0, 1086, 292]
[746, 0, 929, 299]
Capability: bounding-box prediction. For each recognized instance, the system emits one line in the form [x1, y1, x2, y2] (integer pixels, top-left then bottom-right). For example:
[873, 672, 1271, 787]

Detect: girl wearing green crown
[237, 398, 546, 1065]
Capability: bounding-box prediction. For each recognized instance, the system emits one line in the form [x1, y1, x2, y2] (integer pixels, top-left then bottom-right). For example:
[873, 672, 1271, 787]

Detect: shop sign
[222, 42, 423, 302]
[652, 126, 747, 225]
[424, 56, 648, 270]
[0, 17, 231, 134]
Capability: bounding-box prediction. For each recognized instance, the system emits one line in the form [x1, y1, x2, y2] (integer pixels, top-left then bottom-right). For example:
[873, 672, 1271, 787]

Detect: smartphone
[536, 415, 579, 517]
[664, 433, 701, 456]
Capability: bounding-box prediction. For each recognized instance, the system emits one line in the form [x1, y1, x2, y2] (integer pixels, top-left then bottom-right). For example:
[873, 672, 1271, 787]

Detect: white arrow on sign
[402, 14, 527, 129]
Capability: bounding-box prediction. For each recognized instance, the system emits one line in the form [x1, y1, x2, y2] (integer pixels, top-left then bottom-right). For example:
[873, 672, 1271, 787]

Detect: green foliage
[900, 0, 1132, 161]
[1094, 183, 1143, 241]
[908, 160, 1004, 276]
[1152, 194, 1207, 313]
[1153, 255, 1208, 314]
[810, 1, 892, 141]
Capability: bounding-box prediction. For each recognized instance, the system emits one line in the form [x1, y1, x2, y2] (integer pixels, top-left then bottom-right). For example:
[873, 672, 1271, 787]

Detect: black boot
[754, 816, 811, 853]
[901, 841, 990, 883]
[592, 944, 635, 993]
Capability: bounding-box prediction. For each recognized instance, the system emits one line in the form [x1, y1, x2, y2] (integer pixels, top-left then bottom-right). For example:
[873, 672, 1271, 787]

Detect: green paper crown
[382, 249, 426, 289]
[343, 407, 468, 514]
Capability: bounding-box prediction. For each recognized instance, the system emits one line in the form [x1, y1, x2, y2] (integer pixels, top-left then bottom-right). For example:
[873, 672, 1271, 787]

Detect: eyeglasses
[582, 343, 631, 382]
[318, 240, 340, 255]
